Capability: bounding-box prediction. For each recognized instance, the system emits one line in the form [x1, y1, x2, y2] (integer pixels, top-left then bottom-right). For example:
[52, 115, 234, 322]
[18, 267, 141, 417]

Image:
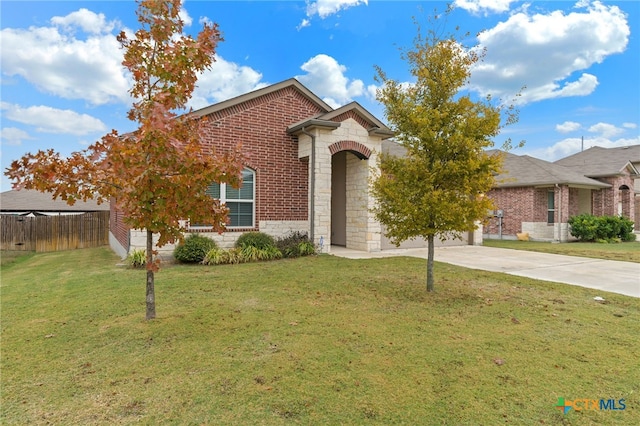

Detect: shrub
[569, 214, 635, 242]
[276, 231, 315, 258]
[568, 214, 599, 242]
[204, 245, 283, 265]
[618, 217, 636, 242]
[235, 232, 276, 250]
[203, 248, 226, 265]
[174, 234, 218, 263]
[126, 249, 146, 268]
[297, 241, 316, 256]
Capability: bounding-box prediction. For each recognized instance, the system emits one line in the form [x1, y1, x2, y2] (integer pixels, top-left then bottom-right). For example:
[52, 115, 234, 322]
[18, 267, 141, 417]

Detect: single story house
[110, 79, 481, 258]
[0, 189, 110, 216]
[485, 146, 639, 242]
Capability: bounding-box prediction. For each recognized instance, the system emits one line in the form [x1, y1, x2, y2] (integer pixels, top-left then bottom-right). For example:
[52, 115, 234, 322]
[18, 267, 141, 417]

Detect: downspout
[300, 127, 315, 244]
[555, 184, 562, 242]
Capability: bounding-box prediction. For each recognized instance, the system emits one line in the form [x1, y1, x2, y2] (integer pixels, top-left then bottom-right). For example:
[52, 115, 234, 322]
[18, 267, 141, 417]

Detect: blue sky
[1, 0, 638, 191]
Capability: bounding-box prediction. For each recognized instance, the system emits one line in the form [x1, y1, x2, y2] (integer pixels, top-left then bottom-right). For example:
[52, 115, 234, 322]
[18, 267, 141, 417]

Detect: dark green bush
[619, 218, 636, 242]
[568, 214, 635, 242]
[235, 232, 276, 250]
[174, 234, 218, 263]
[276, 231, 315, 258]
[568, 214, 599, 241]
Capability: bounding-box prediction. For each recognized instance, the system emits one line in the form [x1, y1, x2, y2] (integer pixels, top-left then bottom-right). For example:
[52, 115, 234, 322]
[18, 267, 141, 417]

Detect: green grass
[2, 248, 639, 425]
[483, 239, 640, 263]
[0, 250, 35, 267]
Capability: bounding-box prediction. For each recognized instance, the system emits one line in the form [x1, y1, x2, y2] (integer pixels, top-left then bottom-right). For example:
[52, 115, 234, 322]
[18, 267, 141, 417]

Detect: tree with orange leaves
[5, 0, 244, 320]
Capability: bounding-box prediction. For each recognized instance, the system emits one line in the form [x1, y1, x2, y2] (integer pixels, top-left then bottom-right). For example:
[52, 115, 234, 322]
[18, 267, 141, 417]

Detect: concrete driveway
[329, 245, 640, 298]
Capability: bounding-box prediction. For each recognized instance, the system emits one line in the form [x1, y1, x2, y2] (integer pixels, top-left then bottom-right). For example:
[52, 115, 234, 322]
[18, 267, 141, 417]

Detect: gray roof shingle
[0, 190, 109, 212]
[555, 145, 640, 177]
[492, 151, 611, 188]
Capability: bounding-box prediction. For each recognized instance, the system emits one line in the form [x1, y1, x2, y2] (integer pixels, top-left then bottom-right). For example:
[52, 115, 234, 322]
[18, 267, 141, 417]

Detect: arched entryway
[619, 185, 630, 217]
[329, 141, 372, 249]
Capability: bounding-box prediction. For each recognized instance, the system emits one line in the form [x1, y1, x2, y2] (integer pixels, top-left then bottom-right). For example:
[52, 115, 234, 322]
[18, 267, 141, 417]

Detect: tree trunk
[145, 230, 156, 320]
[426, 234, 435, 292]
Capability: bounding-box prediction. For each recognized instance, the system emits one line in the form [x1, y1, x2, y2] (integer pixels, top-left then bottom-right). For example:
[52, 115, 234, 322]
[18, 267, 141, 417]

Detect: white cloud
[297, 19, 311, 31]
[188, 56, 267, 110]
[295, 54, 365, 108]
[525, 136, 640, 162]
[365, 84, 378, 101]
[0, 10, 131, 105]
[556, 121, 581, 133]
[0, 127, 32, 146]
[1, 102, 106, 135]
[299, 0, 367, 28]
[588, 122, 625, 138]
[179, 6, 193, 27]
[199, 16, 213, 27]
[50, 8, 116, 34]
[622, 122, 637, 129]
[469, 1, 629, 104]
[307, 0, 368, 19]
[454, 0, 515, 15]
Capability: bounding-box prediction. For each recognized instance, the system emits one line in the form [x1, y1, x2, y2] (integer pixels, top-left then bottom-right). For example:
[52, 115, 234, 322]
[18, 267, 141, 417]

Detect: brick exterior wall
[591, 174, 635, 220]
[109, 199, 129, 255]
[109, 85, 326, 255]
[199, 86, 325, 225]
[485, 186, 571, 241]
[485, 187, 537, 236]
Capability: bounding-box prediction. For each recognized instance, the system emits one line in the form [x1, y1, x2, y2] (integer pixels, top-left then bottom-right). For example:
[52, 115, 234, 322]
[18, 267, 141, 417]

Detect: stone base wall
[128, 220, 311, 259]
[486, 221, 574, 242]
[522, 222, 555, 241]
[109, 232, 128, 259]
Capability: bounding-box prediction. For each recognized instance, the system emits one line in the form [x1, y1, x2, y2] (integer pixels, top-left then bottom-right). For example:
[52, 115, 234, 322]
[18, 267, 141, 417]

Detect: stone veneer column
[313, 129, 333, 253]
[346, 151, 381, 251]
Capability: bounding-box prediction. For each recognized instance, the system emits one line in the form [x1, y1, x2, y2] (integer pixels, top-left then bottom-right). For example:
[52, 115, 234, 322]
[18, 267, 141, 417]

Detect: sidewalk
[329, 245, 640, 298]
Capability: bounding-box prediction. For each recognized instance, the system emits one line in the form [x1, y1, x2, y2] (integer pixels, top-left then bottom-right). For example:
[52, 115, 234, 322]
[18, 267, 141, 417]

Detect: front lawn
[483, 238, 640, 263]
[1, 248, 638, 425]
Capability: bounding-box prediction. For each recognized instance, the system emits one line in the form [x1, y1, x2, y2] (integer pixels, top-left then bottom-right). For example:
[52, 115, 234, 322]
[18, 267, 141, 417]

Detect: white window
[206, 168, 255, 228]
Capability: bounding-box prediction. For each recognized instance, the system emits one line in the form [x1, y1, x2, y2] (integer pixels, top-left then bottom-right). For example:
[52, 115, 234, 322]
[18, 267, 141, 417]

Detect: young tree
[5, 0, 244, 319]
[371, 14, 520, 292]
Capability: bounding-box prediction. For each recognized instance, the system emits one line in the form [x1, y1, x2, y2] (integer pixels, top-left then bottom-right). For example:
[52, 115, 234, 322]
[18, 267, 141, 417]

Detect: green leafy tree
[5, 0, 244, 319]
[371, 13, 520, 292]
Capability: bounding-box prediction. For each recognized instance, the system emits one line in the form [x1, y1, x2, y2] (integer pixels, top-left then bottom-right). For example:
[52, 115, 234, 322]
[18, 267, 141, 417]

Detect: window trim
[547, 190, 555, 224]
[219, 167, 255, 229]
[189, 167, 256, 230]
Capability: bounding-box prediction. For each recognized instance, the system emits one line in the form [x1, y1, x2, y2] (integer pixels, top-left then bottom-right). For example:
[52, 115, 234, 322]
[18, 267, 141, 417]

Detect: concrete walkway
[329, 245, 640, 298]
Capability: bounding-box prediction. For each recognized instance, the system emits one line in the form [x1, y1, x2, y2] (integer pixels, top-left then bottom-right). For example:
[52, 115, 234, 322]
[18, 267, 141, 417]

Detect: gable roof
[492, 151, 611, 189]
[0, 190, 109, 213]
[192, 78, 333, 118]
[319, 102, 394, 138]
[555, 145, 640, 177]
[287, 100, 393, 138]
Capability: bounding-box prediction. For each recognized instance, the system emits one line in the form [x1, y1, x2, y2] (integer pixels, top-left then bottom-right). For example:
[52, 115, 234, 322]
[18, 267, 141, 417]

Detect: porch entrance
[331, 151, 347, 246]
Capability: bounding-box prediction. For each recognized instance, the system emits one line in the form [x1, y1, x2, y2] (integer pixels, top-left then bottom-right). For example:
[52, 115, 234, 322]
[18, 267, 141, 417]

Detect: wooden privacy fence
[1, 211, 110, 252]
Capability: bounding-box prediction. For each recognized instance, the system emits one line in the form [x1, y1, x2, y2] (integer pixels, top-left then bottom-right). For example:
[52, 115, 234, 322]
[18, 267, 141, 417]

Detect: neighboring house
[110, 79, 481, 258]
[485, 146, 639, 242]
[555, 145, 640, 225]
[0, 189, 109, 216]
